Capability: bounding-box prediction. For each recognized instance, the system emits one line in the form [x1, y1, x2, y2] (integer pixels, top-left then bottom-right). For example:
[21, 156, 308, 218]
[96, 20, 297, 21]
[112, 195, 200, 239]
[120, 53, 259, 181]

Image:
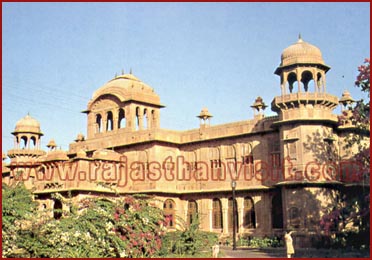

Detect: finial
[130, 68, 132, 74]
[121, 69, 125, 75]
[115, 72, 117, 78]
[298, 33, 303, 43]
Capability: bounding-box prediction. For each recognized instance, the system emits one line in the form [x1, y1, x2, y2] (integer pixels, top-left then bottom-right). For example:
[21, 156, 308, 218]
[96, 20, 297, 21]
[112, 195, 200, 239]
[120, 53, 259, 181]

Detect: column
[14, 136, 18, 149]
[113, 108, 119, 131]
[322, 72, 327, 93]
[237, 197, 244, 233]
[296, 69, 301, 93]
[221, 198, 229, 234]
[102, 113, 108, 133]
[147, 111, 151, 129]
[209, 208, 213, 231]
[26, 135, 30, 149]
[138, 115, 144, 130]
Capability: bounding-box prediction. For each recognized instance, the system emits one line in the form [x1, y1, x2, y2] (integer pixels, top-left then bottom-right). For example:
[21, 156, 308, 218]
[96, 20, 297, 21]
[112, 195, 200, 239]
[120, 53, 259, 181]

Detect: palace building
[2, 36, 368, 246]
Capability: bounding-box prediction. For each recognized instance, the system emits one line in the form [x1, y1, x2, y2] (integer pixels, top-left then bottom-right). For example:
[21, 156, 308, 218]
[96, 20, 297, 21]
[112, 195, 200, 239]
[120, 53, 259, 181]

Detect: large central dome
[90, 73, 162, 106]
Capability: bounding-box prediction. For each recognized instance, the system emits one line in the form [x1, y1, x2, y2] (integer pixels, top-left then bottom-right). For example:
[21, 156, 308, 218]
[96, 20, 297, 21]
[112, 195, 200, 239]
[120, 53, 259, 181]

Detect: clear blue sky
[2, 2, 370, 155]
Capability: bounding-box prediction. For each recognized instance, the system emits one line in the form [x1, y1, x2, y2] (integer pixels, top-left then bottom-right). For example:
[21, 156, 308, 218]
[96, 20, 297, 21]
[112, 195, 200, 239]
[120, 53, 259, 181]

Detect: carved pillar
[102, 112, 108, 133]
[237, 197, 244, 233]
[138, 115, 144, 130]
[221, 198, 228, 234]
[113, 108, 119, 131]
[146, 112, 151, 129]
[296, 68, 301, 93]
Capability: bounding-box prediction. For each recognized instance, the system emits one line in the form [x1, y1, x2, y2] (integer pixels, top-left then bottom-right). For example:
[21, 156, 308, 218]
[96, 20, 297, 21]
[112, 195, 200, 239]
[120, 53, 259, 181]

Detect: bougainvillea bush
[2, 184, 167, 258]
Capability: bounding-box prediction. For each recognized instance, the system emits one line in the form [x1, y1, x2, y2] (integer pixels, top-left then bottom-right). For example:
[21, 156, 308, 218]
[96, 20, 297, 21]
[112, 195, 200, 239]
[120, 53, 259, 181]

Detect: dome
[47, 139, 57, 149]
[89, 73, 163, 108]
[280, 36, 326, 67]
[339, 90, 355, 106]
[12, 114, 43, 135]
[197, 107, 213, 119]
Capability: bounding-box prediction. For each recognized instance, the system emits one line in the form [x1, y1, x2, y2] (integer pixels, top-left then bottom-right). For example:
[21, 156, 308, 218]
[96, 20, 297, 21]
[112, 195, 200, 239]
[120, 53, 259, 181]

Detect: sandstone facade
[3, 36, 368, 245]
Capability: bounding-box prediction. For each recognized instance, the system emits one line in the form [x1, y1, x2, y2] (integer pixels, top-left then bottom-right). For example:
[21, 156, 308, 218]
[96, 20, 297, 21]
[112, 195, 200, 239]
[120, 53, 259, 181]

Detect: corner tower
[271, 37, 342, 233]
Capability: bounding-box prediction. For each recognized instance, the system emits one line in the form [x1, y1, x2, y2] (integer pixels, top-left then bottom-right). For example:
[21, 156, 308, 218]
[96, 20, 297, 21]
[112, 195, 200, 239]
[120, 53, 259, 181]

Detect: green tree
[2, 183, 38, 257]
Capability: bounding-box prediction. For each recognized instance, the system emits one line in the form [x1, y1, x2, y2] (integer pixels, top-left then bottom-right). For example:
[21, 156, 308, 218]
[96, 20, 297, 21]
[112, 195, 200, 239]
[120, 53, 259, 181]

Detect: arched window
[210, 148, 222, 180]
[316, 72, 323, 92]
[143, 108, 148, 129]
[151, 110, 156, 128]
[136, 107, 141, 131]
[118, 108, 126, 128]
[301, 70, 313, 92]
[163, 199, 176, 228]
[212, 198, 223, 229]
[96, 114, 102, 133]
[30, 136, 36, 149]
[289, 207, 301, 228]
[106, 111, 113, 131]
[21, 136, 28, 149]
[244, 196, 256, 228]
[228, 198, 238, 232]
[242, 143, 254, 176]
[53, 200, 63, 220]
[187, 200, 198, 226]
[272, 193, 283, 228]
[287, 72, 297, 93]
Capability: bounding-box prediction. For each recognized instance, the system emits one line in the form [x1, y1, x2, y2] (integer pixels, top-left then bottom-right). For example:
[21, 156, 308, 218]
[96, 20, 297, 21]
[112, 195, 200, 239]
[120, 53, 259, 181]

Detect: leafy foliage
[2, 187, 167, 258]
[2, 183, 38, 257]
[320, 58, 370, 249]
[160, 215, 217, 257]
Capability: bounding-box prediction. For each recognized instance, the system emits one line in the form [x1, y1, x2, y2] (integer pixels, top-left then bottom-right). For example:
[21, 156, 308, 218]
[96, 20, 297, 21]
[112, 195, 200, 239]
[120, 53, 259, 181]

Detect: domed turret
[8, 114, 45, 159]
[274, 36, 331, 95]
[84, 72, 164, 138]
[197, 107, 212, 127]
[12, 114, 43, 136]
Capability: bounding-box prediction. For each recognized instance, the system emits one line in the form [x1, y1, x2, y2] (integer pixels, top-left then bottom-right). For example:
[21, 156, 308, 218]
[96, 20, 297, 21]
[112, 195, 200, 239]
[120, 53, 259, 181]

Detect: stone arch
[30, 136, 37, 148]
[163, 199, 176, 227]
[118, 108, 126, 128]
[301, 70, 314, 92]
[287, 72, 297, 93]
[316, 72, 323, 92]
[151, 109, 155, 124]
[209, 147, 220, 160]
[21, 136, 28, 149]
[187, 200, 198, 226]
[244, 196, 256, 228]
[225, 145, 236, 159]
[143, 108, 148, 129]
[96, 113, 103, 133]
[135, 106, 141, 130]
[212, 198, 223, 229]
[106, 111, 114, 131]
